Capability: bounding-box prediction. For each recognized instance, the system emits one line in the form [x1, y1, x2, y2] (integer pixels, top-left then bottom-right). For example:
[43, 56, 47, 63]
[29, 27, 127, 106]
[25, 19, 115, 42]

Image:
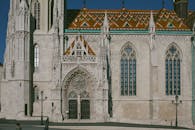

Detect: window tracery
[165, 44, 181, 95]
[120, 44, 136, 96]
[34, 0, 40, 30]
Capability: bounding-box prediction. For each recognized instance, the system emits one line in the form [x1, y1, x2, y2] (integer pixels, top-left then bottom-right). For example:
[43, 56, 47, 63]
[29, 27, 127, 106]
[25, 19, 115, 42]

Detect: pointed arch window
[34, 44, 39, 68]
[120, 44, 136, 96]
[165, 44, 181, 95]
[34, 0, 40, 30]
[32, 86, 39, 102]
[49, 0, 54, 29]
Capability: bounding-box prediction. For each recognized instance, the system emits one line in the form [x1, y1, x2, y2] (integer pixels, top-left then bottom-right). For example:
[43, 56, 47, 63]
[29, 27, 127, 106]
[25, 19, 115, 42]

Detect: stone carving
[72, 74, 86, 90]
[63, 55, 96, 62]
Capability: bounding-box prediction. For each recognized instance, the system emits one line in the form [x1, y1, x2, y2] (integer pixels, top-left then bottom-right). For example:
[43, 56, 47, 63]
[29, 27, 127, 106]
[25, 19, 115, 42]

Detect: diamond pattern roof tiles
[66, 8, 190, 31]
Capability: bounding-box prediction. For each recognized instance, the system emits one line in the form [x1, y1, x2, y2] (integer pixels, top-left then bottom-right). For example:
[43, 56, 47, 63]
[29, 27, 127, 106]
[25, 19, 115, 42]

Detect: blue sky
[0, 0, 195, 63]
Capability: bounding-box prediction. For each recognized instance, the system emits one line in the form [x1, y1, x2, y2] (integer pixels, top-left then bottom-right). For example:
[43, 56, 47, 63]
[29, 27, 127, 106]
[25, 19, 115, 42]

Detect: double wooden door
[69, 99, 90, 119]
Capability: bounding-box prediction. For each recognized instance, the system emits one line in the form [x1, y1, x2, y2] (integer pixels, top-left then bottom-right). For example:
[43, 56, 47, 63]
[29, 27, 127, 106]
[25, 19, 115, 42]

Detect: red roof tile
[66, 8, 190, 30]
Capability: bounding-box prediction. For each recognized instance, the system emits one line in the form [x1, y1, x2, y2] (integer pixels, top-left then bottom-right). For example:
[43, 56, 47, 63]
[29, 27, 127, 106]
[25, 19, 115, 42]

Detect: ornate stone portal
[62, 68, 94, 120]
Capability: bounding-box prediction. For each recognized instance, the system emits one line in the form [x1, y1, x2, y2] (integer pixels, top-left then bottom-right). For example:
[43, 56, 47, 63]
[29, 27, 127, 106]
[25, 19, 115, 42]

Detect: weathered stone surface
[0, 0, 194, 129]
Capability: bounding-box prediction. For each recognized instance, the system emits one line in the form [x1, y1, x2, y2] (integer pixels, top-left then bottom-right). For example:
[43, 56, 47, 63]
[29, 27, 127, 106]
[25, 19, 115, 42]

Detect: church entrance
[69, 100, 78, 119]
[68, 91, 90, 120]
[64, 68, 92, 120]
[81, 100, 90, 119]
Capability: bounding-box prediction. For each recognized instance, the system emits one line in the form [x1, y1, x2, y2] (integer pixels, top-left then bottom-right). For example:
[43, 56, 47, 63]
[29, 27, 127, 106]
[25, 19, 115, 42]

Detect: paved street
[0, 124, 190, 130]
[0, 124, 71, 130]
[0, 120, 193, 130]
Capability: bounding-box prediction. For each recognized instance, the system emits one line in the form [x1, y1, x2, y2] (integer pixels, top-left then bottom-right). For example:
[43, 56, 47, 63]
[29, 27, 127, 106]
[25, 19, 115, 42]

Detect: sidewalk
[49, 125, 191, 130]
[0, 119, 193, 130]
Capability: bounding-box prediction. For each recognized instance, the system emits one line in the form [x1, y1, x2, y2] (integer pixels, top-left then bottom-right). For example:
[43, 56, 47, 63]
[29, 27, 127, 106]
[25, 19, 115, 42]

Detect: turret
[173, 0, 188, 18]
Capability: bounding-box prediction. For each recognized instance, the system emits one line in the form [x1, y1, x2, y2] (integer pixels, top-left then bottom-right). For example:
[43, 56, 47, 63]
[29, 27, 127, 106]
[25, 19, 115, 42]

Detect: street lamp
[40, 91, 47, 125]
[172, 95, 182, 127]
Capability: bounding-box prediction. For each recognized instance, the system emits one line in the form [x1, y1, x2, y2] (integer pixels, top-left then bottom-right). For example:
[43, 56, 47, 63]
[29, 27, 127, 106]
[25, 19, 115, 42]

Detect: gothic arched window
[49, 0, 54, 29]
[34, 0, 40, 30]
[34, 44, 39, 68]
[165, 44, 181, 95]
[120, 44, 136, 96]
[33, 86, 39, 102]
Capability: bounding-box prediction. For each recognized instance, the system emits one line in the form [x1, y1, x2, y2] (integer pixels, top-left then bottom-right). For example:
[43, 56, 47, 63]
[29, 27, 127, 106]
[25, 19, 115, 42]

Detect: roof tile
[66, 8, 190, 31]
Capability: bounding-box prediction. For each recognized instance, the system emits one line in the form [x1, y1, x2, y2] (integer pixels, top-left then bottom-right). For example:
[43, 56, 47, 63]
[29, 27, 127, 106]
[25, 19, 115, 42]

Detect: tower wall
[174, 0, 188, 18]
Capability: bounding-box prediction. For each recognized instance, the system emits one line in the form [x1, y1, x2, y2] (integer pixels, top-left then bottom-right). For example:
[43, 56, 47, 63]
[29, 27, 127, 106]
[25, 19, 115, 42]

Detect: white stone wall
[109, 33, 193, 127]
[30, 32, 193, 127]
[1, 0, 194, 127]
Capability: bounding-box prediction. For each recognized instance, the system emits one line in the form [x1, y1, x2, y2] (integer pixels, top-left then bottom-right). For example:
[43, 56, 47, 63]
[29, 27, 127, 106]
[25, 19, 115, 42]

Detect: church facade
[1, 0, 195, 128]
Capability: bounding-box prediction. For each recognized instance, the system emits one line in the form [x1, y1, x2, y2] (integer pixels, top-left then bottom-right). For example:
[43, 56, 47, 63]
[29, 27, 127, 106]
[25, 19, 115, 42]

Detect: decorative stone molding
[63, 55, 96, 63]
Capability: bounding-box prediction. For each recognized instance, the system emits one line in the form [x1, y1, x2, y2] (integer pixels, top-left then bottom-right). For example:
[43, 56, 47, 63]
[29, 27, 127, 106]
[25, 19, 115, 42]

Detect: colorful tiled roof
[64, 35, 96, 56]
[66, 8, 190, 31]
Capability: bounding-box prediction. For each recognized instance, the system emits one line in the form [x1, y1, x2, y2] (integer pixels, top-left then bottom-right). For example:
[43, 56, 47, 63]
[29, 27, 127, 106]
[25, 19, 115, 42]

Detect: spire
[149, 11, 155, 34]
[83, 0, 86, 9]
[122, 0, 125, 9]
[162, 0, 165, 8]
[103, 11, 109, 28]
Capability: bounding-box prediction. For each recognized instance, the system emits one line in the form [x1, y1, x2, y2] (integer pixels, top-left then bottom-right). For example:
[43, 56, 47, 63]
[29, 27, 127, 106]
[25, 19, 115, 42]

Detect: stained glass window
[165, 45, 181, 95]
[120, 44, 136, 96]
[34, 0, 40, 30]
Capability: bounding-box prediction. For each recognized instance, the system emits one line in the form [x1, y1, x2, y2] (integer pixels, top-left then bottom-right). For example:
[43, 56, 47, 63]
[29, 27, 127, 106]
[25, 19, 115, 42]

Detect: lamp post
[172, 95, 182, 127]
[41, 91, 43, 125]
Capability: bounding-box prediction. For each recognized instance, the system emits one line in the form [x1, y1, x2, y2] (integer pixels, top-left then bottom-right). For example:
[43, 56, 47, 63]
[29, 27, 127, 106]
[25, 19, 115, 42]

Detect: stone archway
[62, 67, 94, 120]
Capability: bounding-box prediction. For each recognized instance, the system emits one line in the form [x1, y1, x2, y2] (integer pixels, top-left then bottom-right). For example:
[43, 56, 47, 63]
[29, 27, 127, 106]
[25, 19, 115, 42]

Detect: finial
[83, 0, 86, 9]
[162, 0, 165, 8]
[122, 0, 125, 9]
[149, 11, 155, 34]
[103, 11, 109, 27]
[102, 11, 109, 34]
